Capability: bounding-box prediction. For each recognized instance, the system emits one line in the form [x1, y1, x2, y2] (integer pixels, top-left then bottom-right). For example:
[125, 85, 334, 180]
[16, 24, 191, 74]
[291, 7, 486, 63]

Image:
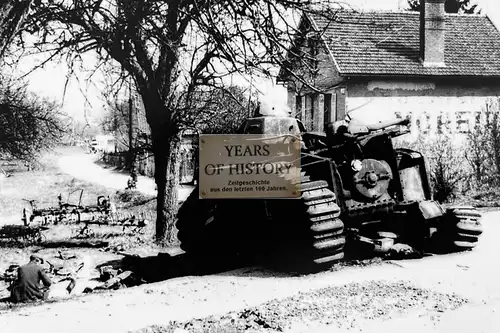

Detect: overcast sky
[10, 0, 498, 125]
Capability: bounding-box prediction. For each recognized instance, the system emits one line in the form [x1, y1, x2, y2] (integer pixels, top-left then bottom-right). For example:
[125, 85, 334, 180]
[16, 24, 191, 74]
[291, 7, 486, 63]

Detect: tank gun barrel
[365, 116, 410, 132]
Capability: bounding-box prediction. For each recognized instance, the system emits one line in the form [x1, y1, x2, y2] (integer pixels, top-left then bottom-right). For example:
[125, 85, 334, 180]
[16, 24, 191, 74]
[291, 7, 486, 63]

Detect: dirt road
[1, 210, 499, 333]
[58, 149, 194, 201]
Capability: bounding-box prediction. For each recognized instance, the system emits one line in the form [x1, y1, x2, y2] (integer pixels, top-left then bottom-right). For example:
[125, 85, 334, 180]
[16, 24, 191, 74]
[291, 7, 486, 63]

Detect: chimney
[420, 0, 446, 67]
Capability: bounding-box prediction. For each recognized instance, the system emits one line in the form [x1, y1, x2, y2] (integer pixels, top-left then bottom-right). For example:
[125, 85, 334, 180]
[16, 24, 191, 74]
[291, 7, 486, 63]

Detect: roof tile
[311, 10, 500, 77]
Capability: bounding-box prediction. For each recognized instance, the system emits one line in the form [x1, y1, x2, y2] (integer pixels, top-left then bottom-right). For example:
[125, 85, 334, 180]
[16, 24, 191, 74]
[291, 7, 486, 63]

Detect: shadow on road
[103, 251, 290, 284]
[96, 245, 406, 287]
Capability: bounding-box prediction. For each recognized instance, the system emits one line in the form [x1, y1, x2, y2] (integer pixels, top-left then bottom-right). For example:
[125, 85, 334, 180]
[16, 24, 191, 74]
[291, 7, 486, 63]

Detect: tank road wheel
[449, 207, 483, 251]
[297, 180, 345, 272]
[434, 207, 483, 253]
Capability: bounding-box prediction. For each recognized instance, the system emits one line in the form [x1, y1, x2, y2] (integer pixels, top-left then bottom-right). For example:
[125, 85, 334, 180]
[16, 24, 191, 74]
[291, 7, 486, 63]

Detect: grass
[0, 147, 172, 252]
[0, 148, 117, 225]
[0, 147, 161, 226]
[2, 174, 115, 220]
[0, 146, 164, 271]
[0, 147, 168, 309]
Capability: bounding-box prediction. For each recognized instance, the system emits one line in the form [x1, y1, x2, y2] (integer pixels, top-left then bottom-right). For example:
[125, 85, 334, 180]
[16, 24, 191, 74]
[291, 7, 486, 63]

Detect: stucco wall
[346, 78, 500, 138]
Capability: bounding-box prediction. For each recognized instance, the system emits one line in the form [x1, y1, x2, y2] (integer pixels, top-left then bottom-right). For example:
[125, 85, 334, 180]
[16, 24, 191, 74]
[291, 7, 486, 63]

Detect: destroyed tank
[176, 110, 483, 272]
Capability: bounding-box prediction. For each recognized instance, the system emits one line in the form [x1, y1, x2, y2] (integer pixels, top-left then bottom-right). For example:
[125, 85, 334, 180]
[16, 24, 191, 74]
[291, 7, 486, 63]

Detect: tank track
[176, 179, 346, 272]
[288, 179, 346, 271]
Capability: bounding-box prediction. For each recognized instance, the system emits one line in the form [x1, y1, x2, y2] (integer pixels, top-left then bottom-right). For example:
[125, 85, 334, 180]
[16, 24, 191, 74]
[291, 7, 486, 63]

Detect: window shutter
[335, 88, 346, 121]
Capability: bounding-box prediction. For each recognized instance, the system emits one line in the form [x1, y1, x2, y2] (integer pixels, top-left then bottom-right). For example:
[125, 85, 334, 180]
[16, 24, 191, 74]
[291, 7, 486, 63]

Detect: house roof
[309, 10, 500, 77]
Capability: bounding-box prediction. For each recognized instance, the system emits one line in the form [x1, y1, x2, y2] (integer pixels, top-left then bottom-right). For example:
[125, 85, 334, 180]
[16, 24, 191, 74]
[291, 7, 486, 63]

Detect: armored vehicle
[176, 111, 483, 272]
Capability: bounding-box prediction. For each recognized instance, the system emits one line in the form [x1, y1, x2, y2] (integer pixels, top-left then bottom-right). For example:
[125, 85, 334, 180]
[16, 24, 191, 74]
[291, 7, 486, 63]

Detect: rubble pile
[135, 280, 469, 333]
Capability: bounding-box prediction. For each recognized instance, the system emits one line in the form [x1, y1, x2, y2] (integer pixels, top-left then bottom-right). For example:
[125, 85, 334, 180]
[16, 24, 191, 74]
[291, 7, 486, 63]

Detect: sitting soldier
[10, 254, 52, 303]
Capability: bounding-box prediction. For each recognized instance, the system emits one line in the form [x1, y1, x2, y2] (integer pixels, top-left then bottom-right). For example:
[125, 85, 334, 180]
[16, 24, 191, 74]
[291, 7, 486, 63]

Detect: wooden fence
[102, 145, 196, 184]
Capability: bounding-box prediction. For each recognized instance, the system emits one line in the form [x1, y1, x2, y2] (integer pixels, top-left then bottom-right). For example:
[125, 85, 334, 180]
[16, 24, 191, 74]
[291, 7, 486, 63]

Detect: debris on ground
[132, 280, 469, 333]
[330, 257, 385, 271]
[0, 225, 48, 244]
[99, 265, 119, 281]
[385, 243, 423, 260]
[81, 270, 136, 294]
[99, 270, 133, 289]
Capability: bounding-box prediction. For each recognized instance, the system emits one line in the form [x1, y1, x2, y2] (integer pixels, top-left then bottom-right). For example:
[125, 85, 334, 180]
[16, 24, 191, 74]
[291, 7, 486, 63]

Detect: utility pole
[127, 78, 137, 189]
[248, 73, 254, 117]
[128, 80, 133, 170]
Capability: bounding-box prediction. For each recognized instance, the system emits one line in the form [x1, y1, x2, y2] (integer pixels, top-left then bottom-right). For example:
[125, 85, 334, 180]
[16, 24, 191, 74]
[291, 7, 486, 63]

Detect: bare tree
[465, 121, 489, 188]
[482, 99, 500, 185]
[186, 84, 258, 186]
[187, 85, 258, 135]
[101, 98, 133, 152]
[0, 74, 67, 162]
[16, 0, 335, 242]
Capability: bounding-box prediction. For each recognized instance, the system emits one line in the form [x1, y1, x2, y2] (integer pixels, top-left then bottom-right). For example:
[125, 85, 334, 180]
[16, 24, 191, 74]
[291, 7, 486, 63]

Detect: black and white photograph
[0, 0, 498, 332]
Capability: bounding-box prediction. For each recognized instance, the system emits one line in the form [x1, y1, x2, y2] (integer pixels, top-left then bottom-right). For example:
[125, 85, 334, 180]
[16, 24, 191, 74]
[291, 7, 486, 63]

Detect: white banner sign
[199, 134, 301, 199]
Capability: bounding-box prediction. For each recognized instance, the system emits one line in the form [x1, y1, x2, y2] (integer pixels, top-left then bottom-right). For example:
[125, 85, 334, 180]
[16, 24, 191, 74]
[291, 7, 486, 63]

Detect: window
[303, 94, 318, 131]
[324, 94, 332, 127]
[294, 93, 335, 132]
[335, 87, 346, 121]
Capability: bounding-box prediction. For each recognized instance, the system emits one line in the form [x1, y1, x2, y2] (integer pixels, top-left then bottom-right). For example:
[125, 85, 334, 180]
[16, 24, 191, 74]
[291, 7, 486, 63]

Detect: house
[277, 0, 500, 138]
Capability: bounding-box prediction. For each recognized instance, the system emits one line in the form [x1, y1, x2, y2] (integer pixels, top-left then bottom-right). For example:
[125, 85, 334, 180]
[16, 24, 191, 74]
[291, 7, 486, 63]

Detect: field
[2, 149, 107, 222]
[0, 147, 175, 306]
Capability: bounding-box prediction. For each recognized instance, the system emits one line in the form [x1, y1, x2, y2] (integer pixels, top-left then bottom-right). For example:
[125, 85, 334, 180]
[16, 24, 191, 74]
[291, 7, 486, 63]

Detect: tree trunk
[136, 42, 182, 243]
[152, 126, 181, 243]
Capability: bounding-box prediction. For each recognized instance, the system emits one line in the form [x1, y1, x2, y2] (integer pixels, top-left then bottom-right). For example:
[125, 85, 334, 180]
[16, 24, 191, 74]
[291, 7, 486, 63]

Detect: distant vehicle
[89, 139, 99, 154]
[72, 139, 86, 147]
[89, 135, 115, 153]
